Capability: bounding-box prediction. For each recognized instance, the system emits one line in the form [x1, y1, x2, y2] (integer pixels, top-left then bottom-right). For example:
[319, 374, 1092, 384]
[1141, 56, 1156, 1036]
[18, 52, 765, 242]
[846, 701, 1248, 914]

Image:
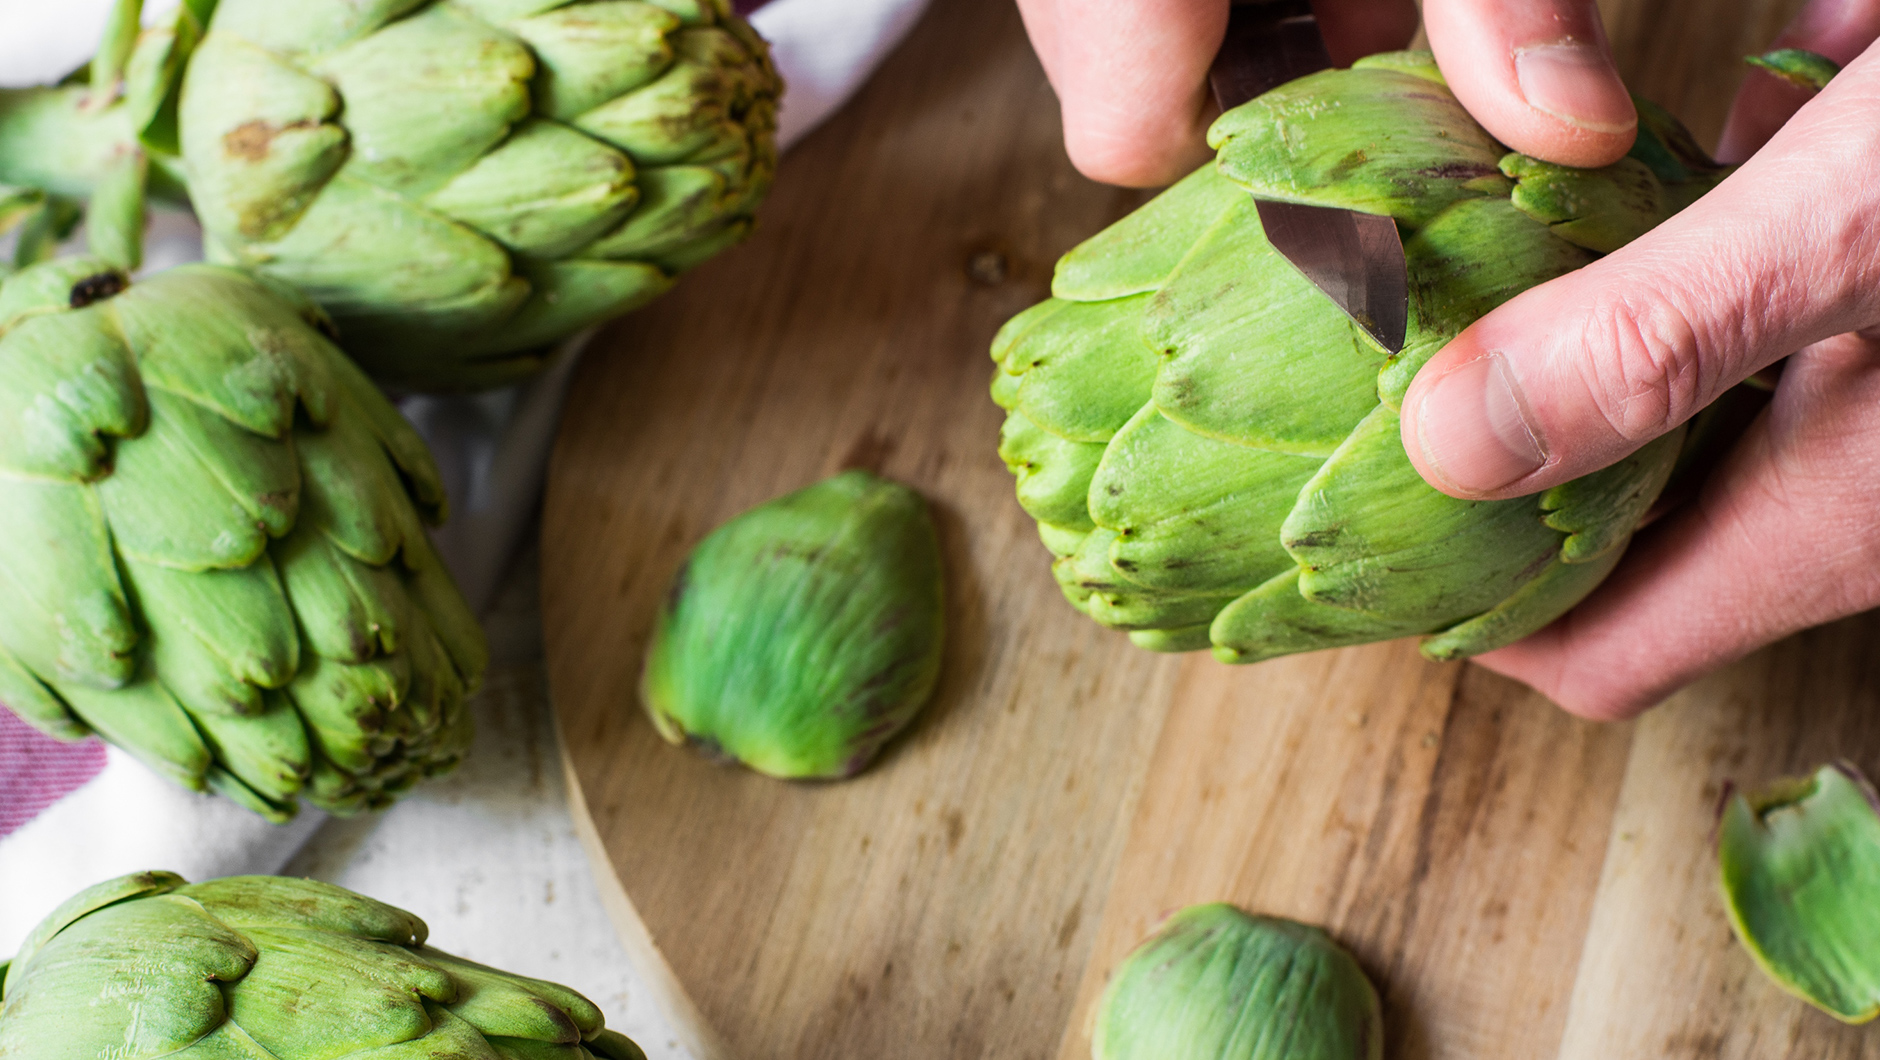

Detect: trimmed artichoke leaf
[1089, 404, 1317, 594]
[427, 120, 639, 258]
[1720, 763, 1880, 1024]
[469, 258, 673, 358]
[185, 691, 312, 805]
[1419, 540, 1624, 661]
[1001, 294, 1159, 443]
[990, 297, 1070, 370]
[0, 304, 145, 481]
[1378, 198, 1595, 409]
[1282, 404, 1564, 626]
[277, 521, 410, 663]
[111, 266, 341, 438]
[1149, 195, 1387, 455]
[1211, 63, 1510, 228]
[1037, 521, 1088, 558]
[1541, 425, 1685, 564]
[4, 869, 187, 993]
[178, 32, 347, 243]
[1092, 903, 1382, 1060]
[181, 875, 428, 945]
[99, 388, 299, 571]
[123, 551, 300, 716]
[999, 410, 1103, 532]
[56, 677, 215, 790]
[287, 649, 405, 774]
[509, 1, 684, 122]
[226, 926, 457, 1056]
[1055, 528, 1238, 631]
[0, 638, 88, 740]
[423, 947, 602, 1043]
[1503, 152, 1668, 253]
[238, 175, 530, 352]
[297, 397, 435, 568]
[0, 894, 254, 1059]
[209, 0, 428, 55]
[580, 163, 727, 261]
[312, 5, 534, 197]
[572, 28, 753, 166]
[1128, 624, 1214, 653]
[1210, 567, 1427, 664]
[0, 476, 137, 688]
[1351, 49, 1446, 84]
[1052, 163, 1248, 302]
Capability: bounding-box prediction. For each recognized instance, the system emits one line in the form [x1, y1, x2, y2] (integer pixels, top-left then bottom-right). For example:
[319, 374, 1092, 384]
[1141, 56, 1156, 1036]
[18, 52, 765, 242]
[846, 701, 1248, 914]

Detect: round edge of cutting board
[553, 711, 734, 1060]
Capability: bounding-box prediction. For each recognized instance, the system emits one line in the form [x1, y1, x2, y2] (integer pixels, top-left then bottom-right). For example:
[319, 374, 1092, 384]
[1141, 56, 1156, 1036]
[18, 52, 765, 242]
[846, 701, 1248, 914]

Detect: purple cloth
[0, 705, 107, 839]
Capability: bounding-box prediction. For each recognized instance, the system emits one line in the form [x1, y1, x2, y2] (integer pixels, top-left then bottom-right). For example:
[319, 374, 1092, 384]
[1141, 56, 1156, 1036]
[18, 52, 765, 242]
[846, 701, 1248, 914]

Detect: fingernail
[1414, 354, 1547, 495]
[1514, 43, 1637, 133]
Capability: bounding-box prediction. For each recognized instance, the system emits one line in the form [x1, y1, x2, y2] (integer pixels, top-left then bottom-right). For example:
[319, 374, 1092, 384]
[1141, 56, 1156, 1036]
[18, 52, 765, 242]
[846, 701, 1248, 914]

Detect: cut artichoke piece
[0, 872, 647, 1060]
[1719, 763, 1880, 1023]
[992, 51, 1739, 664]
[1093, 903, 1382, 1060]
[642, 470, 946, 779]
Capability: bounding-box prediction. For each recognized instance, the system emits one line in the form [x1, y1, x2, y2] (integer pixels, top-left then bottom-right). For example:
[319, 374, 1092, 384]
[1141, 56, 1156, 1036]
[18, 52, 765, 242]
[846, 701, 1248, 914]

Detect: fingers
[1424, 0, 1638, 167]
[1399, 48, 1880, 500]
[1472, 330, 1880, 720]
[1016, 0, 1228, 187]
[1717, 0, 1880, 162]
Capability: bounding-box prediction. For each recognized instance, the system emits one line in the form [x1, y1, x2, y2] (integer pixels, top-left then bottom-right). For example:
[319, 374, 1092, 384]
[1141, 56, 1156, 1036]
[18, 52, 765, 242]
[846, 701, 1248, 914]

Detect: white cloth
[0, 1, 930, 1055]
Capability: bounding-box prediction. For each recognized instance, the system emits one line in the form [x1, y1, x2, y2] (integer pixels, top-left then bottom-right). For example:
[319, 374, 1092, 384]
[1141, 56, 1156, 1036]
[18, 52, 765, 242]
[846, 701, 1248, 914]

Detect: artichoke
[1093, 903, 1382, 1060]
[1719, 762, 1880, 1023]
[0, 0, 781, 391]
[642, 470, 946, 779]
[993, 50, 1740, 663]
[0, 870, 648, 1059]
[0, 254, 486, 820]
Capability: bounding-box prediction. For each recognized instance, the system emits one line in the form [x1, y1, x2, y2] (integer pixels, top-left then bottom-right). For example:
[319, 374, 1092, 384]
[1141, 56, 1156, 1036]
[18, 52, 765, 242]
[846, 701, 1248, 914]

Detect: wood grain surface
[540, 0, 1878, 1056]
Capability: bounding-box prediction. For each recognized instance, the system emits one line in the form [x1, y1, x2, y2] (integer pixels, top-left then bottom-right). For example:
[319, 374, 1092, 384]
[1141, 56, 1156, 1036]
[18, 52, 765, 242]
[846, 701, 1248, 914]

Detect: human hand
[1398, 1, 1880, 720]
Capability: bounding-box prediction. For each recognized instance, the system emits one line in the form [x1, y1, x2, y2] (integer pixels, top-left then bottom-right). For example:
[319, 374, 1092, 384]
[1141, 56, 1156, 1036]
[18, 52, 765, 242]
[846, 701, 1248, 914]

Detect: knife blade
[1208, 1, 1409, 354]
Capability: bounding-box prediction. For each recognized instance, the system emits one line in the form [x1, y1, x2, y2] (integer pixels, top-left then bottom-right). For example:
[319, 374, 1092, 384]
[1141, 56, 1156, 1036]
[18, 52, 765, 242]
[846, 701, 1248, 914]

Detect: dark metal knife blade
[1209, 1, 1409, 354]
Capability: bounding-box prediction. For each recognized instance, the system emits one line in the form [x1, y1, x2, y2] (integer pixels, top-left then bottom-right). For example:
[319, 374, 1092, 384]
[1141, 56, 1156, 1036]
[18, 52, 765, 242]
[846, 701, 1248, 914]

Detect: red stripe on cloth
[0, 704, 107, 839]
[734, 0, 771, 14]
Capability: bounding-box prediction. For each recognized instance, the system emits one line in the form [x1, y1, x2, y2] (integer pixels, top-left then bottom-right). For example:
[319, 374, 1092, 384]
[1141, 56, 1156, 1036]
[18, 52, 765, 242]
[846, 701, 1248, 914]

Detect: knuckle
[1574, 288, 1712, 444]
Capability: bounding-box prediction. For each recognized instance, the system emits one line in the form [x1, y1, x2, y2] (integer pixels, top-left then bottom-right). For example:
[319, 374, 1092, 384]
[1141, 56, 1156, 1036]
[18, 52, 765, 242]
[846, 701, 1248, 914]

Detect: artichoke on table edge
[0, 0, 783, 391]
[993, 49, 1831, 665]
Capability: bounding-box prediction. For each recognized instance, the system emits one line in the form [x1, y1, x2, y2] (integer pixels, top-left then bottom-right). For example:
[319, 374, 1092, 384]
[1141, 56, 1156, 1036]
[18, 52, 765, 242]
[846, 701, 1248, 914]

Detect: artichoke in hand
[0, 254, 487, 820]
[642, 470, 947, 779]
[994, 50, 1744, 664]
[1719, 762, 1880, 1023]
[1093, 903, 1382, 1060]
[0, 0, 783, 392]
[0, 870, 648, 1060]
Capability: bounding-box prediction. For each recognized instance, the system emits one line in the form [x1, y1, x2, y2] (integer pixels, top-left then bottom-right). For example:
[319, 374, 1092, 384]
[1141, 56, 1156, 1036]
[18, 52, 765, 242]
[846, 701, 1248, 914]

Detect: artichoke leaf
[401, 527, 491, 684]
[3, 869, 188, 991]
[54, 676, 214, 790]
[209, 0, 429, 55]
[0, 638, 87, 739]
[1540, 425, 1684, 563]
[1036, 521, 1089, 558]
[1089, 405, 1316, 593]
[1419, 541, 1625, 661]
[423, 947, 602, 1043]
[1503, 152, 1668, 253]
[426, 120, 639, 258]
[1128, 624, 1215, 653]
[277, 521, 411, 664]
[181, 875, 428, 945]
[297, 399, 434, 568]
[508, 1, 684, 121]
[990, 297, 1071, 370]
[287, 649, 407, 774]
[572, 28, 751, 166]
[225, 926, 457, 1056]
[1211, 567, 1427, 664]
[1211, 64, 1510, 227]
[123, 551, 300, 716]
[0, 895, 254, 1060]
[647, 215, 751, 274]
[0, 475, 137, 688]
[1149, 195, 1386, 455]
[998, 410, 1104, 532]
[1052, 163, 1248, 302]
[1055, 528, 1239, 631]
[185, 690, 312, 805]
[469, 258, 672, 358]
[0, 306, 145, 481]
[1000, 294, 1159, 444]
[1350, 49, 1446, 84]
[1283, 404, 1564, 625]
[579, 163, 726, 260]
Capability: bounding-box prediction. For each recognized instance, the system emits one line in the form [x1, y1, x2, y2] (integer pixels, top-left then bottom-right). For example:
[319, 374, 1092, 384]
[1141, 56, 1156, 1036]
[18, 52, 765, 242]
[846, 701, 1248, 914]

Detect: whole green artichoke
[1093, 903, 1382, 1060]
[642, 470, 947, 779]
[0, 871, 648, 1060]
[0, 0, 781, 391]
[0, 254, 486, 820]
[993, 50, 1737, 664]
[1719, 763, 1880, 1023]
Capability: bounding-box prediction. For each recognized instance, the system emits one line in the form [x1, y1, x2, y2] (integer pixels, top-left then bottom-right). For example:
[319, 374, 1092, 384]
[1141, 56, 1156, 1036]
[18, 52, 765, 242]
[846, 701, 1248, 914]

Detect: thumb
[1401, 45, 1880, 500]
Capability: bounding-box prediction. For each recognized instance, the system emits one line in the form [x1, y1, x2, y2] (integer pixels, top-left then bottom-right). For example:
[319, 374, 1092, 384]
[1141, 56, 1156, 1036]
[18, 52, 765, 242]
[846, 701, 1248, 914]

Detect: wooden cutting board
[541, 1, 1880, 1056]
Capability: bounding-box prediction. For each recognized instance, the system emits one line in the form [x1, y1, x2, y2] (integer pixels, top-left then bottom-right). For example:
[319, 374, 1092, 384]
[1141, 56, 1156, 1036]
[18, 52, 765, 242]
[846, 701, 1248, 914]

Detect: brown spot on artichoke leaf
[224, 119, 321, 162]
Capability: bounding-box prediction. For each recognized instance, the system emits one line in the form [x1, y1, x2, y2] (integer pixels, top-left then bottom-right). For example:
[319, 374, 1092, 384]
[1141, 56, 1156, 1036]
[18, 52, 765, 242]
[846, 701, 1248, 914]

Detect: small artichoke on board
[1719, 762, 1880, 1023]
[1093, 903, 1382, 1060]
[0, 871, 648, 1060]
[993, 50, 1818, 664]
[0, 0, 782, 391]
[642, 470, 946, 779]
[0, 255, 486, 820]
